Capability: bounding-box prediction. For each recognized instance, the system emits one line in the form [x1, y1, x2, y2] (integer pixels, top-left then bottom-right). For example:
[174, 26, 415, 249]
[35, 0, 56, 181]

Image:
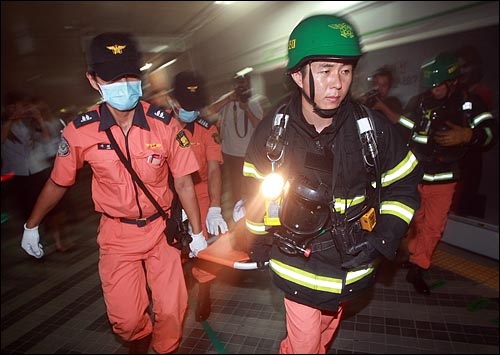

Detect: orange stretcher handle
[196, 230, 251, 268]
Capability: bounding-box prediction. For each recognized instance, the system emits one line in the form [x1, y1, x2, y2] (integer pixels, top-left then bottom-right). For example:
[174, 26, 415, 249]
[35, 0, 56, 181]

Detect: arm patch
[147, 104, 172, 124]
[212, 132, 221, 144]
[176, 130, 191, 148]
[73, 110, 100, 128]
[57, 136, 70, 157]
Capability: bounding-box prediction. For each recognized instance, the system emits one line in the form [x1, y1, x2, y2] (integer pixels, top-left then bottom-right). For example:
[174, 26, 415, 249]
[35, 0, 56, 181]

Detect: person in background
[2, 92, 47, 220]
[454, 45, 493, 111]
[207, 73, 264, 219]
[1, 93, 71, 252]
[243, 15, 422, 353]
[30, 96, 73, 252]
[20, 32, 207, 354]
[398, 52, 497, 294]
[359, 66, 403, 125]
[450, 45, 495, 217]
[170, 70, 228, 322]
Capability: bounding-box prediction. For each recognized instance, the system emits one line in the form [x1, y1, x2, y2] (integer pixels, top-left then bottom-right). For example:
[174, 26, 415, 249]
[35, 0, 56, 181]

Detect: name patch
[97, 143, 113, 150]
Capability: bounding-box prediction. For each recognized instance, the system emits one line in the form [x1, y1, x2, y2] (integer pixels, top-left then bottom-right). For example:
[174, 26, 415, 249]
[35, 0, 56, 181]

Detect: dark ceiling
[3, 1, 498, 116]
[1, 1, 254, 114]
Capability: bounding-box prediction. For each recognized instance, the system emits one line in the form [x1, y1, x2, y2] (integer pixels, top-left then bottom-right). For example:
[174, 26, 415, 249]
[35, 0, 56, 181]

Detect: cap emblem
[106, 45, 127, 55]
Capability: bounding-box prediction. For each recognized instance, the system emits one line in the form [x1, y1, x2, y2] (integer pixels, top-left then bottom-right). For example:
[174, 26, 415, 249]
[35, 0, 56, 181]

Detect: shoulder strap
[266, 101, 291, 169]
[343, 103, 382, 223]
[104, 129, 170, 220]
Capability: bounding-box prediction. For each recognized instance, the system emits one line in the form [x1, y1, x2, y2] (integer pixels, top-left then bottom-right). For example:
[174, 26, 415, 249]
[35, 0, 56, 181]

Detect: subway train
[1, 2, 498, 354]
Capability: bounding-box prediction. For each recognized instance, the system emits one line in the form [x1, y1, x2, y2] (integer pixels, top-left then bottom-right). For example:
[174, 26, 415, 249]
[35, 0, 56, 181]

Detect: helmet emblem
[448, 64, 459, 74]
[328, 23, 354, 38]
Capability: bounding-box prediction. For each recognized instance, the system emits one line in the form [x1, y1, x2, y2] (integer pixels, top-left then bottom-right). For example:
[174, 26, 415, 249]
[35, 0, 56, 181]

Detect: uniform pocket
[130, 151, 168, 184]
[89, 150, 126, 185]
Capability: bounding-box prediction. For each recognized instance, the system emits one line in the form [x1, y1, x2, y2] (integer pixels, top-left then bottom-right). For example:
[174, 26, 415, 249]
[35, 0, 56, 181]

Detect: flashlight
[261, 172, 285, 200]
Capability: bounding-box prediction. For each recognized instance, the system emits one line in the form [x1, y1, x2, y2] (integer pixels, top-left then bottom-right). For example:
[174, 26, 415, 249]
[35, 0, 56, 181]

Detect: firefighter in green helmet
[398, 52, 497, 295]
[242, 14, 423, 353]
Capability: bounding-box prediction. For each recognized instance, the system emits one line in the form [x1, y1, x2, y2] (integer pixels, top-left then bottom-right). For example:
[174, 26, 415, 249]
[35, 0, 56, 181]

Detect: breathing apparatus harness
[263, 98, 382, 259]
[330, 103, 381, 261]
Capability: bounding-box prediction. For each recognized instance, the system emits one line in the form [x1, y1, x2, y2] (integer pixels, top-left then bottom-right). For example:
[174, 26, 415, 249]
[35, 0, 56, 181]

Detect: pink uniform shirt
[51, 101, 200, 218]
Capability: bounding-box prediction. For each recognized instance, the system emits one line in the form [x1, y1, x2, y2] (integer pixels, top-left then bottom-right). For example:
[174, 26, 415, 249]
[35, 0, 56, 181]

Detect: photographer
[207, 73, 264, 218]
[359, 67, 403, 125]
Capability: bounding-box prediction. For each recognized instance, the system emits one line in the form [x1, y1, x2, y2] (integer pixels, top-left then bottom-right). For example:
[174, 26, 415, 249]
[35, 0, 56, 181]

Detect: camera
[235, 86, 251, 103]
[362, 88, 380, 108]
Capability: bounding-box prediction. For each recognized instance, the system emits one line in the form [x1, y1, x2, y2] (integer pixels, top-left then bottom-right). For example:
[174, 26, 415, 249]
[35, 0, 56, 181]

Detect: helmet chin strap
[300, 65, 339, 118]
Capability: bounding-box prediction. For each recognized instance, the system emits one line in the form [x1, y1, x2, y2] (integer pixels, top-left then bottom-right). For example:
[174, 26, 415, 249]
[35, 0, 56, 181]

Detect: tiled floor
[1, 165, 498, 354]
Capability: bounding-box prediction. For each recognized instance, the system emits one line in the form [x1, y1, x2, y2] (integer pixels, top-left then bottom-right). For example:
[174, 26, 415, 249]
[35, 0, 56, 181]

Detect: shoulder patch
[57, 136, 70, 157]
[147, 104, 172, 124]
[195, 117, 212, 129]
[176, 130, 191, 148]
[211, 132, 221, 144]
[73, 110, 100, 128]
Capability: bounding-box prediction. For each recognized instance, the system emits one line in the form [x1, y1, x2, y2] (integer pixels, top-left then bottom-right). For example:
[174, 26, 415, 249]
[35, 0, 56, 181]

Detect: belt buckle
[136, 217, 148, 227]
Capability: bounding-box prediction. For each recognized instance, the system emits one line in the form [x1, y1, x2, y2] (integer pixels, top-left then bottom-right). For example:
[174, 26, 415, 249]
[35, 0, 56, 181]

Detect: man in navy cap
[21, 32, 207, 354]
[170, 70, 228, 322]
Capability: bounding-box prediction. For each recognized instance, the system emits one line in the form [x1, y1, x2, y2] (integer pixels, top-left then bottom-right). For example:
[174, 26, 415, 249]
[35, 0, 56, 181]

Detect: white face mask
[98, 80, 142, 111]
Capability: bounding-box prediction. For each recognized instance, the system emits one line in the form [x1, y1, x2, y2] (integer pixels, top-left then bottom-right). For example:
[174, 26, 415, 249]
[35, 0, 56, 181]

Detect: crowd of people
[1, 12, 497, 354]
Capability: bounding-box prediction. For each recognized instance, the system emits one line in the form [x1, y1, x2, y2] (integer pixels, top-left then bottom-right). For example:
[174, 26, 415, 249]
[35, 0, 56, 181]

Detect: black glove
[249, 234, 273, 267]
[341, 241, 381, 270]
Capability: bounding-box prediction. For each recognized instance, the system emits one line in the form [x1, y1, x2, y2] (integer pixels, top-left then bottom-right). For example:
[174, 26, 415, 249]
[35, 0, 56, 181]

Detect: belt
[309, 239, 336, 253]
[103, 211, 163, 227]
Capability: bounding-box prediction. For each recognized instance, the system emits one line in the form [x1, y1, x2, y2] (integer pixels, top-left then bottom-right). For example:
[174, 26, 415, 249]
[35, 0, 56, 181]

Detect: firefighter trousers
[279, 298, 344, 354]
[408, 182, 457, 269]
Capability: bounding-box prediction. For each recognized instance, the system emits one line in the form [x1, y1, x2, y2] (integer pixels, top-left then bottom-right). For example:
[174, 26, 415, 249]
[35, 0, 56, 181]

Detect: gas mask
[271, 176, 332, 257]
[279, 176, 331, 237]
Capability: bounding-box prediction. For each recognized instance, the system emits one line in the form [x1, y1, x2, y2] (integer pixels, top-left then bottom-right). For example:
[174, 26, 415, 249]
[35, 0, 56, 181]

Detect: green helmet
[286, 14, 362, 73]
[420, 52, 460, 88]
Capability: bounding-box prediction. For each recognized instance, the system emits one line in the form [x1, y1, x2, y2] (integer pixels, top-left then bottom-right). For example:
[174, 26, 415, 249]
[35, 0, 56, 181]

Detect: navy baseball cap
[87, 32, 142, 82]
[173, 71, 208, 111]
